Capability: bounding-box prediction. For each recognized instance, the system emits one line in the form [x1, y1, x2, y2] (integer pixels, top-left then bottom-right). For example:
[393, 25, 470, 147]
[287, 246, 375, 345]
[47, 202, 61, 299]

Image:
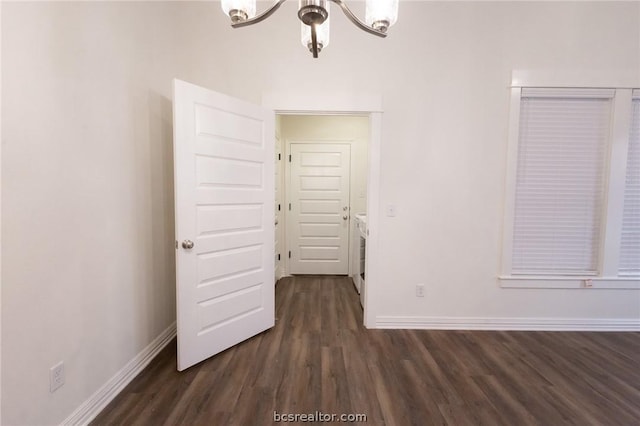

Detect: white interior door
[275, 134, 283, 280]
[173, 79, 275, 371]
[289, 143, 351, 274]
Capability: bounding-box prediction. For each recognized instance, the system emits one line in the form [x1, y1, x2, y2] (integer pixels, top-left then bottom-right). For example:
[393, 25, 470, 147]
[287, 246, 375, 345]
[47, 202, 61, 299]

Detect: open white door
[173, 79, 275, 371]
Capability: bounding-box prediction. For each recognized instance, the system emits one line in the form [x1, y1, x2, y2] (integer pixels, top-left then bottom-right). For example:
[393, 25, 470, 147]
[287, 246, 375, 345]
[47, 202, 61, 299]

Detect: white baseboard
[61, 322, 177, 426]
[375, 316, 640, 331]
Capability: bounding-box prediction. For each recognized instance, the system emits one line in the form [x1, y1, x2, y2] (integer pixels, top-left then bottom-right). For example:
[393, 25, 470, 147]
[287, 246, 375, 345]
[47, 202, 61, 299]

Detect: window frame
[500, 71, 640, 289]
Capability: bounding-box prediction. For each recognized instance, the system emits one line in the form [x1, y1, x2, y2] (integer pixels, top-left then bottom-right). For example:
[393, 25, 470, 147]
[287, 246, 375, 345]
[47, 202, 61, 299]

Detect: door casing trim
[262, 92, 382, 328]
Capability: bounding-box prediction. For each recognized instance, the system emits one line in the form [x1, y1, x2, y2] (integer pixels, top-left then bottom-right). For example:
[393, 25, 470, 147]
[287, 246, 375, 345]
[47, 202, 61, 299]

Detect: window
[619, 92, 640, 276]
[501, 86, 640, 288]
[513, 89, 612, 275]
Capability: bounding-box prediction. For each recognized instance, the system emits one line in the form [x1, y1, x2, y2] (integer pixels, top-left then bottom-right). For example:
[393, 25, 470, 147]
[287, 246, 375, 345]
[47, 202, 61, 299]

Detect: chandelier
[221, 0, 399, 58]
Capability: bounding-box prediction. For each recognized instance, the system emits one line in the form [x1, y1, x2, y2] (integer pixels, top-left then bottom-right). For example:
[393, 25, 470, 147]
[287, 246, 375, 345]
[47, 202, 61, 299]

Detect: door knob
[343, 215, 348, 220]
[182, 240, 195, 250]
[343, 206, 348, 211]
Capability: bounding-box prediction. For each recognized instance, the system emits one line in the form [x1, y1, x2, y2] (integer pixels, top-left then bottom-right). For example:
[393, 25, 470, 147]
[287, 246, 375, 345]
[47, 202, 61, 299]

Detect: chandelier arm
[231, 0, 289, 28]
[328, 0, 387, 38]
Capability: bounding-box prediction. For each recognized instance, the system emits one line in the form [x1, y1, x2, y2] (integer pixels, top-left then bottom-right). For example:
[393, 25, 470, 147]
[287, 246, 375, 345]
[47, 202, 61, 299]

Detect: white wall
[2, 1, 639, 424]
[1, 2, 184, 424]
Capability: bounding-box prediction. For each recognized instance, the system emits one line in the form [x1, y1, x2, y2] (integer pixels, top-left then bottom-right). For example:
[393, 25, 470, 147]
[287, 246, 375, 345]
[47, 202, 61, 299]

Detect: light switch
[386, 204, 396, 217]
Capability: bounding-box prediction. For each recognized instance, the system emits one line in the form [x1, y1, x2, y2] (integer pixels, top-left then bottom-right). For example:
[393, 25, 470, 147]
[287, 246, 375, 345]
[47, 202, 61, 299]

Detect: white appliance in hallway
[352, 213, 367, 307]
[288, 143, 351, 274]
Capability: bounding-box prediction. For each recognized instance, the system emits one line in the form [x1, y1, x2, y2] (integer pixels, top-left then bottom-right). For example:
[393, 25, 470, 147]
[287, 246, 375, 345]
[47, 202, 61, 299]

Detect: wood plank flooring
[92, 276, 640, 425]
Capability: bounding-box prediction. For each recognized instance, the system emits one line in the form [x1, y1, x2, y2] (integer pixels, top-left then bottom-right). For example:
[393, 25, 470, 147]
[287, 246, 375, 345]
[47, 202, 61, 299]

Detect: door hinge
[288, 251, 291, 259]
[278, 253, 281, 261]
[289, 203, 291, 211]
[175, 240, 178, 249]
[278, 153, 281, 161]
[278, 204, 281, 211]
[289, 154, 291, 162]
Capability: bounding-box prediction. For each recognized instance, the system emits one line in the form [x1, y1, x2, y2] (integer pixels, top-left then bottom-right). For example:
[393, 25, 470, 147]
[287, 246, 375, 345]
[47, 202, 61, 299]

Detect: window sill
[499, 276, 640, 289]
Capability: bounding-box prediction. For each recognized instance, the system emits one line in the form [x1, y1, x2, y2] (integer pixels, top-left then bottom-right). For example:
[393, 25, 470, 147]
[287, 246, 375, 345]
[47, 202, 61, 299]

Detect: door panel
[197, 205, 263, 234]
[289, 143, 351, 274]
[300, 199, 341, 214]
[300, 223, 341, 237]
[196, 157, 263, 186]
[299, 176, 342, 190]
[173, 79, 274, 371]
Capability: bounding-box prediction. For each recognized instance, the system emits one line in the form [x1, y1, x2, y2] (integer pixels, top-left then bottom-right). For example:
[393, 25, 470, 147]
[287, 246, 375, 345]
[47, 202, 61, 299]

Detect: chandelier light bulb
[301, 7, 330, 54]
[221, 0, 257, 23]
[365, 0, 398, 33]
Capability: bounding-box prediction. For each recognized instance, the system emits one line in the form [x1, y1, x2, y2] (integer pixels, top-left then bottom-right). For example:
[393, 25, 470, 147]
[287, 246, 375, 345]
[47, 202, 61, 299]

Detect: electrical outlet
[50, 361, 65, 392]
[416, 284, 425, 297]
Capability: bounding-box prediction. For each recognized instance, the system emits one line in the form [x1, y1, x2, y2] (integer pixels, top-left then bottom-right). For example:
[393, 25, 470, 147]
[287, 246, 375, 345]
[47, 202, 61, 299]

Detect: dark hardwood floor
[92, 276, 640, 425]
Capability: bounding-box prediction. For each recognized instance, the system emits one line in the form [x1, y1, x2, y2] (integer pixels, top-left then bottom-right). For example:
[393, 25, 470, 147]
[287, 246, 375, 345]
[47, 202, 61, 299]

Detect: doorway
[264, 92, 383, 328]
[275, 115, 369, 280]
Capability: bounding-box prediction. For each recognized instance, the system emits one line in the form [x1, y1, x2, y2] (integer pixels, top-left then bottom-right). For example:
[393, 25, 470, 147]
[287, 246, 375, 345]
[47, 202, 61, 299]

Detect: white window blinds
[512, 89, 614, 275]
[619, 92, 640, 276]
